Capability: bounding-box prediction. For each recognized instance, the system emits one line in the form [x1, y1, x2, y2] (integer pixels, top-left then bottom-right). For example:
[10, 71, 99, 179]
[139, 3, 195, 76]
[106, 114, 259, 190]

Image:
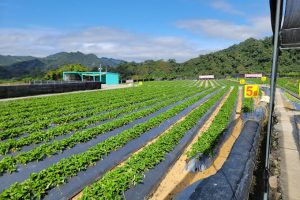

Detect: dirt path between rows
[149, 87, 240, 200]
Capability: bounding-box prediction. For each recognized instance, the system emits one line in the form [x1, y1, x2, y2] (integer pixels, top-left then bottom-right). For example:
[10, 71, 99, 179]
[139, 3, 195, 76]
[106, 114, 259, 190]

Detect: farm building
[63, 71, 119, 85]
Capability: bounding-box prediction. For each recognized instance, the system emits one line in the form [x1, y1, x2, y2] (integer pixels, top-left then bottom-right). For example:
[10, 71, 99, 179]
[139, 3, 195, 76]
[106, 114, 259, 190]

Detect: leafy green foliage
[80, 87, 228, 199]
[0, 84, 197, 156]
[0, 85, 215, 199]
[187, 87, 238, 158]
[0, 82, 210, 174]
[284, 92, 300, 104]
[112, 59, 180, 80]
[277, 78, 299, 95]
[44, 64, 87, 80]
[182, 38, 300, 78]
[242, 87, 254, 113]
[0, 84, 178, 139]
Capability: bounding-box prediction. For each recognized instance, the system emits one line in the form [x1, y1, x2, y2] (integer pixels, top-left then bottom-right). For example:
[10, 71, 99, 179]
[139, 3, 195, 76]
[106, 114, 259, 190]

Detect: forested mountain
[1, 59, 46, 79]
[115, 37, 300, 80]
[0, 55, 36, 66]
[181, 37, 300, 77]
[110, 59, 180, 80]
[41, 52, 124, 68]
[0, 52, 125, 79]
[1, 37, 299, 81]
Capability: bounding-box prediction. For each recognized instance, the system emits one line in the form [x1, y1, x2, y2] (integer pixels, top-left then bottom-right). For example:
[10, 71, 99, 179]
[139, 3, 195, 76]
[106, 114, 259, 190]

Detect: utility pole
[264, 0, 282, 199]
[98, 64, 102, 83]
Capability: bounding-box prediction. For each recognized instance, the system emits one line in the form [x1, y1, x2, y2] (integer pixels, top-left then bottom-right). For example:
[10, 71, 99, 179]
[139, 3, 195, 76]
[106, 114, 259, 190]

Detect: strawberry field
[0, 80, 246, 199]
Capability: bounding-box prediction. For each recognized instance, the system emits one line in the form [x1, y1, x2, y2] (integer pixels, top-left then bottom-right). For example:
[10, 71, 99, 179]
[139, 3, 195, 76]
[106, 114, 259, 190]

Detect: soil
[269, 122, 282, 200]
[248, 124, 267, 200]
[249, 90, 283, 200]
[248, 115, 282, 200]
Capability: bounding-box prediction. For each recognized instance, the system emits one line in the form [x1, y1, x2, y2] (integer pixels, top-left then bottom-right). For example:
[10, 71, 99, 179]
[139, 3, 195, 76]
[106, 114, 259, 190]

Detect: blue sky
[0, 0, 271, 62]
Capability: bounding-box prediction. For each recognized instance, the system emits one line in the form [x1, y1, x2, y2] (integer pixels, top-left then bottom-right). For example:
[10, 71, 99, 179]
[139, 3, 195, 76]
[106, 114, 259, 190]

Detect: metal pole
[264, 0, 282, 199]
[99, 64, 102, 83]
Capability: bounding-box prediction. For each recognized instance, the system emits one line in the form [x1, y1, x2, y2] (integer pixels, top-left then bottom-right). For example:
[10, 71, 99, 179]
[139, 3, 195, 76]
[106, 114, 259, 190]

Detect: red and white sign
[126, 80, 134, 83]
[199, 75, 214, 79]
[244, 74, 262, 78]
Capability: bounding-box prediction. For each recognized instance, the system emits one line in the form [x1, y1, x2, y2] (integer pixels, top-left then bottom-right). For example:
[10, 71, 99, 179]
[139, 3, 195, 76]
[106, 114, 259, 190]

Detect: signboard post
[244, 85, 259, 98]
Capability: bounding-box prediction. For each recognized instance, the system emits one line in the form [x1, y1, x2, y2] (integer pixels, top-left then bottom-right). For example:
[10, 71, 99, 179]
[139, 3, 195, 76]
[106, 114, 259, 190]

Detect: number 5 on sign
[244, 85, 259, 98]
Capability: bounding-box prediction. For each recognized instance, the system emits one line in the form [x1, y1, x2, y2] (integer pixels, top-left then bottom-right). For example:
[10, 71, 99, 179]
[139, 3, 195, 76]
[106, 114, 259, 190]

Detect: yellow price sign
[240, 79, 245, 84]
[244, 85, 259, 98]
[261, 76, 267, 82]
[299, 83, 300, 97]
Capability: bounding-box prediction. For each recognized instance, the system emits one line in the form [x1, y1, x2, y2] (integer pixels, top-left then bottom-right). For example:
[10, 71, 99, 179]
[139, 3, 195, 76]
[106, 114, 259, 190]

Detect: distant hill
[115, 37, 300, 80]
[181, 37, 300, 77]
[1, 59, 46, 79]
[41, 51, 124, 68]
[0, 55, 36, 66]
[1, 37, 300, 80]
[0, 52, 125, 79]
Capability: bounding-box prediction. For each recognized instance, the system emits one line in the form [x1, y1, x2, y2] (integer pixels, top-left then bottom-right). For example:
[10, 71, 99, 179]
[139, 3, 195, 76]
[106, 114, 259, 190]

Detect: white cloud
[0, 26, 209, 62]
[176, 16, 271, 41]
[210, 0, 244, 16]
[0, 15, 271, 63]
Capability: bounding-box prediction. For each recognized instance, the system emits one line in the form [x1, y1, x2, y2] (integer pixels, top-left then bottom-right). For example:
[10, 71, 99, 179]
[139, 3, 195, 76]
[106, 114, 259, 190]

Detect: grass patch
[284, 92, 300, 104]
